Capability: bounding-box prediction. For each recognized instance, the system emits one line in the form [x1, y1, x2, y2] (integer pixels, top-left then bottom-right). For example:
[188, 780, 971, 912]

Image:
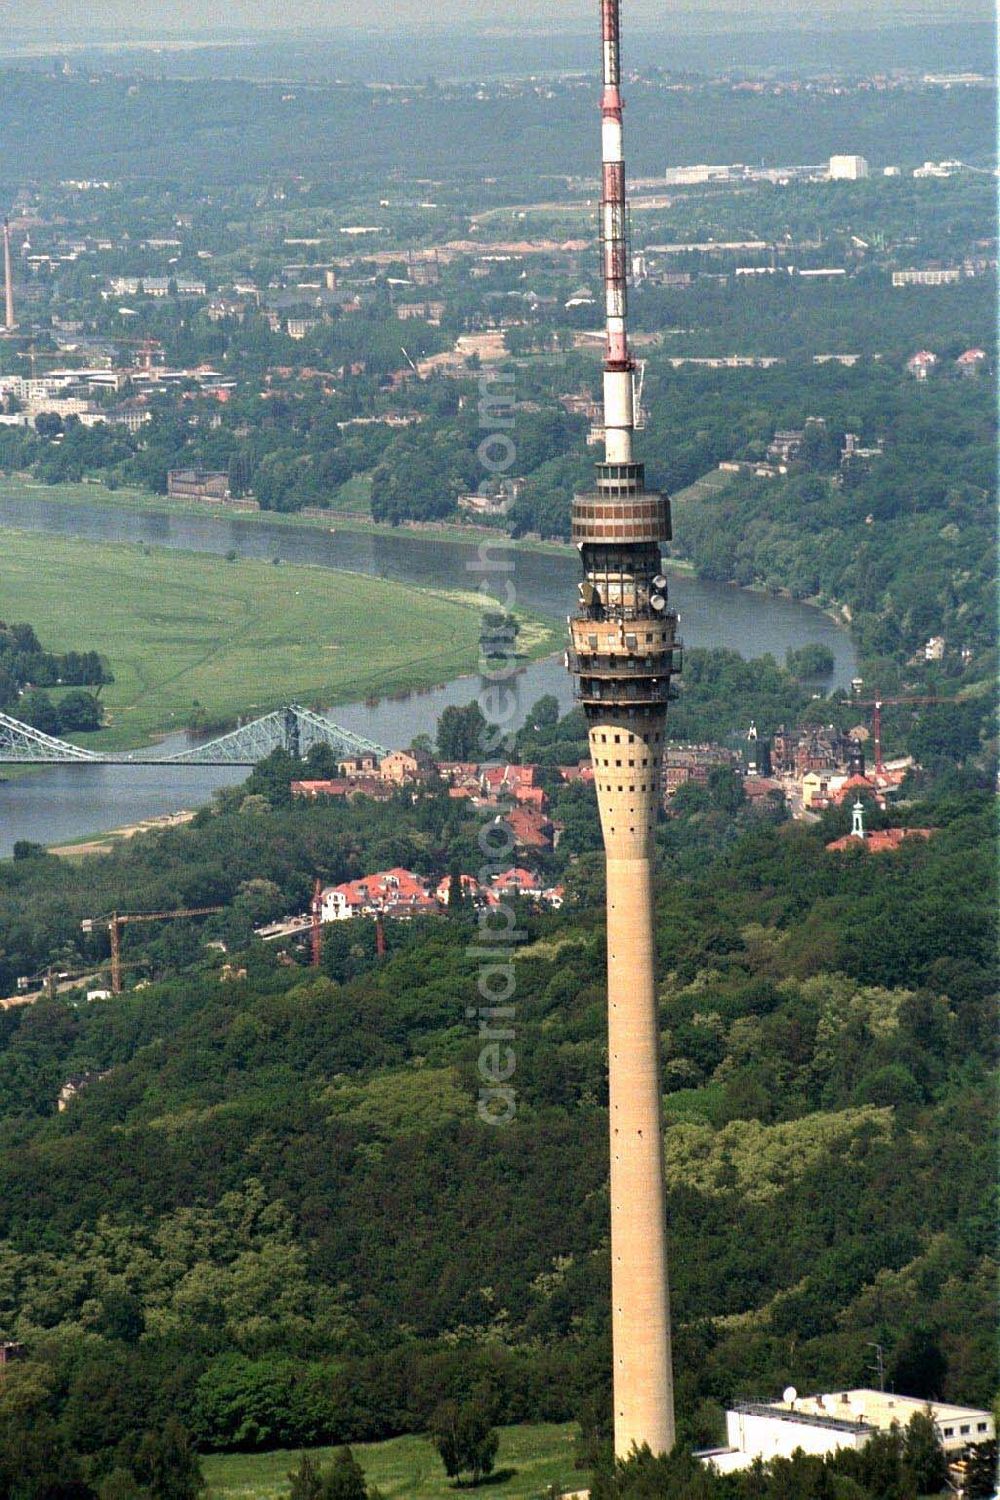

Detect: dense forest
[0, 760, 992, 1490]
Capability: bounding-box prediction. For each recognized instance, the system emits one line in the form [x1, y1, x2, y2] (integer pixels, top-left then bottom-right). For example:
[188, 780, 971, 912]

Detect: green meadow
[202, 1422, 579, 1500]
[0, 528, 553, 749]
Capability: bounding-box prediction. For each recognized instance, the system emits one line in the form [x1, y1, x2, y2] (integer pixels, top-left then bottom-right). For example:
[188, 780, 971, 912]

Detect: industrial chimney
[3, 221, 15, 332]
[567, 0, 682, 1459]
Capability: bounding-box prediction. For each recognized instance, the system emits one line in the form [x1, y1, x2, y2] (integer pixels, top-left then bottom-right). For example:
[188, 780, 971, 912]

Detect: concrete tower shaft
[568, 482, 681, 1459]
[568, 0, 682, 1461]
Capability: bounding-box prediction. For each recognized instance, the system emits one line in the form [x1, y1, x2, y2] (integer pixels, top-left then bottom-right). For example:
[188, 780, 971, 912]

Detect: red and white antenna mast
[599, 0, 635, 465]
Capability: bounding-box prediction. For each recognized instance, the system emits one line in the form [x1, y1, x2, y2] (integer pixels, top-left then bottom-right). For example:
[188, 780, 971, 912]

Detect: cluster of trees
[0, 620, 109, 697]
[786, 644, 835, 680]
[430, 1400, 500, 1485]
[631, 272, 994, 364]
[0, 757, 991, 1470]
[289, 1448, 383, 1500]
[370, 406, 584, 527]
[0, 619, 110, 732]
[15, 685, 104, 735]
[0, 1400, 203, 1500]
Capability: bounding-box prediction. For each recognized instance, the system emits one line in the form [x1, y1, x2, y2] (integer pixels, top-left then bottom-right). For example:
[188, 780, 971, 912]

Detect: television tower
[3, 221, 15, 332]
[567, 0, 682, 1460]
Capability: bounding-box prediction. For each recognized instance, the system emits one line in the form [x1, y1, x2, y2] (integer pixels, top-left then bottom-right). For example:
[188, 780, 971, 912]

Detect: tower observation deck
[567, 0, 682, 1460]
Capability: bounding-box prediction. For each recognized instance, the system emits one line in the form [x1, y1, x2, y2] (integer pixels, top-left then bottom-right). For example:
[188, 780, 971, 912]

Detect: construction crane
[81, 907, 225, 994]
[311, 879, 323, 968]
[15, 341, 60, 380]
[108, 334, 165, 370]
[852, 696, 953, 775]
[307, 882, 385, 968]
[15, 334, 162, 382]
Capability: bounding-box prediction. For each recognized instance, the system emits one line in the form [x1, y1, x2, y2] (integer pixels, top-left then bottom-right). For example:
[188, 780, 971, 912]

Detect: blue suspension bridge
[0, 705, 387, 767]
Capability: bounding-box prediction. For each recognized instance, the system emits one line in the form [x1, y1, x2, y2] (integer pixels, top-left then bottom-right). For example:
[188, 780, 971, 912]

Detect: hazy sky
[1, 0, 990, 31]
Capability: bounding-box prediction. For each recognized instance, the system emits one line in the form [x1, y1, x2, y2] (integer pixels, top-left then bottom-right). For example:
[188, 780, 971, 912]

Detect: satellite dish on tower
[653, 574, 668, 591]
[783, 1387, 798, 1406]
[650, 594, 667, 612]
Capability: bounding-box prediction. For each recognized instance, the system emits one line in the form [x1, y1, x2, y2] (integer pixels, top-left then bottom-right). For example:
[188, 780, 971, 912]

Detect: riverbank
[0, 476, 695, 571]
[0, 527, 555, 752]
[48, 809, 197, 858]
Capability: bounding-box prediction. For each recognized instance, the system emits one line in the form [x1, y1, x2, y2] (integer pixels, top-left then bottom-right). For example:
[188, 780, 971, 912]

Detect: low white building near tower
[698, 1389, 995, 1474]
[829, 155, 870, 180]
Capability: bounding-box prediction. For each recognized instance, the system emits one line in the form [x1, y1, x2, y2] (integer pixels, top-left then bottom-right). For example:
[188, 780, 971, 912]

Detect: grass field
[201, 1422, 578, 1500]
[670, 470, 731, 507]
[328, 471, 374, 515]
[0, 528, 553, 750]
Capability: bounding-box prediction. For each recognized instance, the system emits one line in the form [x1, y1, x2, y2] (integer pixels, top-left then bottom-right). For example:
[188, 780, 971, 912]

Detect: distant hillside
[0, 69, 992, 185]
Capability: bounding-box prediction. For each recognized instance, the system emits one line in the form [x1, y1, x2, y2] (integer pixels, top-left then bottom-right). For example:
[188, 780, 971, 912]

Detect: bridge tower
[282, 707, 301, 760]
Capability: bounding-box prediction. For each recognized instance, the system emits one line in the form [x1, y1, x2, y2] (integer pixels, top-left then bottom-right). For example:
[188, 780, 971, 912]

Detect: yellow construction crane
[81, 907, 225, 994]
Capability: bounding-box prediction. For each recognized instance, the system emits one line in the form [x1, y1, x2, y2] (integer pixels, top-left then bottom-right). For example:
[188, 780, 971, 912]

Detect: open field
[202, 1422, 578, 1500]
[670, 470, 732, 507]
[327, 470, 374, 515]
[0, 528, 554, 750]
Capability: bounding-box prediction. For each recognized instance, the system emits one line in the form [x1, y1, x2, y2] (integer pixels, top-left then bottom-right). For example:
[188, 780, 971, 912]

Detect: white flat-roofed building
[830, 155, 870, 180]
[663, 163, 744, 185]
[788, 1390, 995, 1455]
[913, 159, 965, 178]
[892, 267, 962, 287]
[46, 368, 122, 391]
[699, 1403, 875, 1474]
[699, 1390, 995, 1474]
